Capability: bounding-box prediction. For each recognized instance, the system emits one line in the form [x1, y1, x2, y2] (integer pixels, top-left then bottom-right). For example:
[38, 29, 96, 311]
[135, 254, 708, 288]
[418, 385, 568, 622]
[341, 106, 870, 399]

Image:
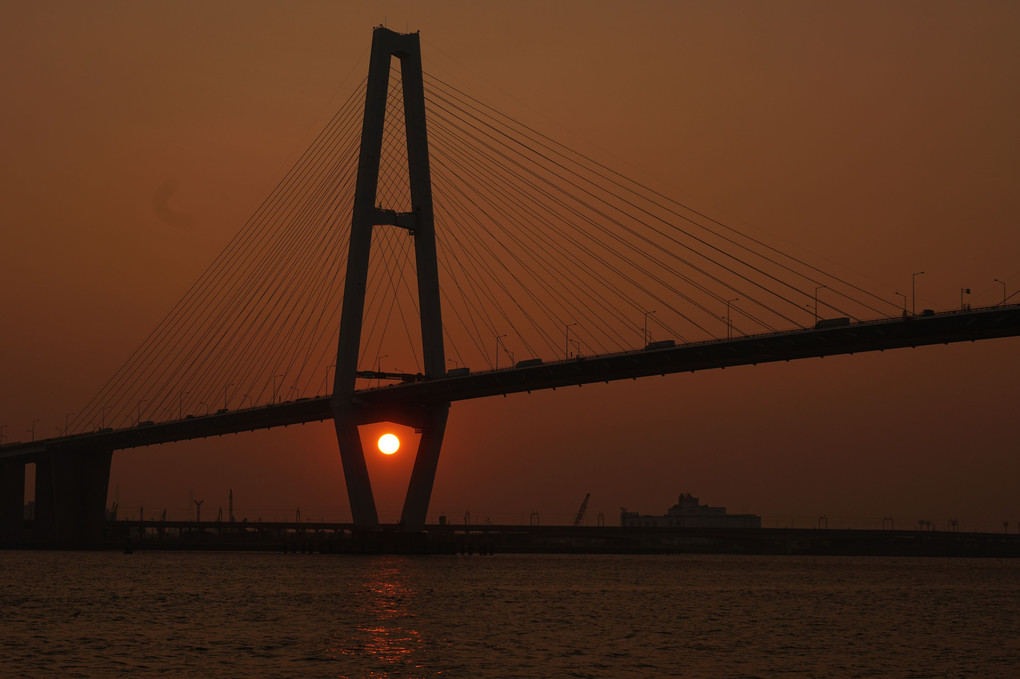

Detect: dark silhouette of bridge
[3, 27, 1019, 545]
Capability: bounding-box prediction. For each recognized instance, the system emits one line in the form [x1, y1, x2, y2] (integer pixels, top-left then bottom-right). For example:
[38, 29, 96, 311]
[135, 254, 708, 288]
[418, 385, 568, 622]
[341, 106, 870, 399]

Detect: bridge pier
[0, 460, 26, 542]
[333, 413, 380, 529]
[400, 404, 449, 530]
[33, 449, 112, 546]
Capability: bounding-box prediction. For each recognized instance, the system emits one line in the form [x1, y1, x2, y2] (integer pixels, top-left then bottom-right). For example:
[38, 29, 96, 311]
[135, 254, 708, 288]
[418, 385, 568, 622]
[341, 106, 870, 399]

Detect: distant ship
[621, 492, 761, 529]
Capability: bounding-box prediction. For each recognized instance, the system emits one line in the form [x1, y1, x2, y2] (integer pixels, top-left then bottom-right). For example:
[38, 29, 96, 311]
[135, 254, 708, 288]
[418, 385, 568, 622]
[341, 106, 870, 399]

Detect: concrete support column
[333, 412, 379, 529]
[34, 457, 55, 540]
[400, 404, 450, 531]
[32, 449, 112, 546]
[0, 460, 26, 542]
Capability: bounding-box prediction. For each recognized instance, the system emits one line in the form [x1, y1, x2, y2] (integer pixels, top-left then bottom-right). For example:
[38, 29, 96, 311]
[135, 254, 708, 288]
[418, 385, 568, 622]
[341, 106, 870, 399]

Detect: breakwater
[27, 521, 1017, 557]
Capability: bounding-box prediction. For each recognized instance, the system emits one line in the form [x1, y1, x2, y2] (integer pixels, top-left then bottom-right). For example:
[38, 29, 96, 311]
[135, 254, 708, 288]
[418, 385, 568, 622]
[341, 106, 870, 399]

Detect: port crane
[573, 493, 591, 527]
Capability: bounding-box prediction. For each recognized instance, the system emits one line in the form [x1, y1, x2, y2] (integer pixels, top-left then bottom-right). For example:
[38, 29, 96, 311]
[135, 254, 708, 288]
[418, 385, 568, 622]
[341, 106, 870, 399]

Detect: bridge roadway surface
[4, 304, 1020, 460]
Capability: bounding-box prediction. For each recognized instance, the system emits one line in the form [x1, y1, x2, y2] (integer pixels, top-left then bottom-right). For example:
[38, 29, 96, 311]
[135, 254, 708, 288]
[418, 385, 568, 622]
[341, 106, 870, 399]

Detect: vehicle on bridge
[814, 317, 851, 329]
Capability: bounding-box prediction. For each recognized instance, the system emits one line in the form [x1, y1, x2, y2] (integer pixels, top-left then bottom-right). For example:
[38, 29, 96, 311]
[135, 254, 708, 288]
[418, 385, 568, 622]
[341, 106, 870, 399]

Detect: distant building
[621, 492, 761, 529]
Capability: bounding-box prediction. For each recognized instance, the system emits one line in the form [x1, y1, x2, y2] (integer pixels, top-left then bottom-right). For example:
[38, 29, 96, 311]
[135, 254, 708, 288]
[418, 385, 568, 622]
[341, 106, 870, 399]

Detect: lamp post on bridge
[193, 499, 204, 524]
[495, 334, 507, 369]
[994, 278, 1007, 305]
[564, 322, 577, 359]
[643, 310, 656, 346]
[64, 412, 74, 436]
[223, 383, 234, 411]
[136, 400, 147, 426]
[30, 418, 39, 442]
[960, 288, 971, 311]
[912, 271, 925, 316]
[325, 364, 336, 395]
[726, 298, 738, 339]
[273, 374, 284, 404]
[894, 292, 906, 316]
[100, 405, 111, 429]
[813, 285, 827, 325]
[178, 392, 189, 420]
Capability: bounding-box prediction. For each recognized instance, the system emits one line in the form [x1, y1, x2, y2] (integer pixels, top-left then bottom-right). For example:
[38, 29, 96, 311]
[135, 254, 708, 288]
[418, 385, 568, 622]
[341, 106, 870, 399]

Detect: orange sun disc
[378, 433, 400, 455]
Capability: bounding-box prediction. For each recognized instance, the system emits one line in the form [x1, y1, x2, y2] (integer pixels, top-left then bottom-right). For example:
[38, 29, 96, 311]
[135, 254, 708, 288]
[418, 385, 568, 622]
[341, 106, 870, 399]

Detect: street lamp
[564, 322, 577, 359]
[64, 412, 74, 436]
[960, 288, 971, 310]
[375, 355, 388, 388]
[643, 310, 656, 346]
[894, 292, 906, 316]
[100, 405, 111, 429]
[136, 400, 147, 426]
[30, 418, 39, 442]
[273, 374, 284, 403]
[994, 278, 1007, 305]
[495, 334, 507, 369]
[813, 285, 827, 324]
[726, 298, 738, 339]
[325, 364, 336, 394]
[223, 383, 234, 410]
[912, 271, 925, 316]
[178, 392, 189, 420]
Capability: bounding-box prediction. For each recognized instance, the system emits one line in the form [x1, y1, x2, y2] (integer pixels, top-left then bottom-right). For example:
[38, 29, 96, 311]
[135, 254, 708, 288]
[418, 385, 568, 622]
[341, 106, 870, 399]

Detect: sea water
[1, 551, 1018, 677]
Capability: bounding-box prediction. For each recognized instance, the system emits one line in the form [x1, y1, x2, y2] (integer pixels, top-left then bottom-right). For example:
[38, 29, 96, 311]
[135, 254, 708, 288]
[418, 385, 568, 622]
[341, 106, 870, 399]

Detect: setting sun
[377, 433, 400, 455]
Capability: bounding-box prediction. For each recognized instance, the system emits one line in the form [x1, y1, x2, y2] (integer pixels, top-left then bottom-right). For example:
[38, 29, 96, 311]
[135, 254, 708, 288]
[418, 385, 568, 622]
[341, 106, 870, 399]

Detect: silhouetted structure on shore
[3, 519, 1012, 557]
[621, 492, 761, 529]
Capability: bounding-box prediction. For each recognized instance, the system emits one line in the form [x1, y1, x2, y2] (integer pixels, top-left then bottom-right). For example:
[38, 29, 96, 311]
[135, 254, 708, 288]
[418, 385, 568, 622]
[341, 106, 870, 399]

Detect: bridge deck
[4, 304, 1019, 460]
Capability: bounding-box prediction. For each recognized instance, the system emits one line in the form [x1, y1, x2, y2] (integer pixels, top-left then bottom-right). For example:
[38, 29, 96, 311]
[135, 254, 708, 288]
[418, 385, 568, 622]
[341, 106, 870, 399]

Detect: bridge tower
[332, 27, 448, 530]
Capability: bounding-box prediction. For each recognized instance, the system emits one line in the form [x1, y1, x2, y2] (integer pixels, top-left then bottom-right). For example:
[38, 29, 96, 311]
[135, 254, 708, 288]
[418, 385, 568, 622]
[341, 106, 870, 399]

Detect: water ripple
[1, 552, 1018, 677]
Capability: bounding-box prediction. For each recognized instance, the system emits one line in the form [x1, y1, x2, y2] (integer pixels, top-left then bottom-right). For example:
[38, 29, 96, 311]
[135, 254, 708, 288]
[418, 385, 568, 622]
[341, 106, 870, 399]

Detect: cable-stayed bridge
[2, 27, 1019, 545]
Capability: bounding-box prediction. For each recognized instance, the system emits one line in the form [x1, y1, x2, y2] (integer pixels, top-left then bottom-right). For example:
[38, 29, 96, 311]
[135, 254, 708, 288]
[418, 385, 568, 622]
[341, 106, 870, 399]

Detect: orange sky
[2, 1, 1019, 529]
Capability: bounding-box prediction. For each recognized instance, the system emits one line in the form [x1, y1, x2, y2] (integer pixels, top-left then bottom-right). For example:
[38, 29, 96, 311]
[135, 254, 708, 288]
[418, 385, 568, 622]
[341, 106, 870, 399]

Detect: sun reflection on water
[326, 558, 443, 677]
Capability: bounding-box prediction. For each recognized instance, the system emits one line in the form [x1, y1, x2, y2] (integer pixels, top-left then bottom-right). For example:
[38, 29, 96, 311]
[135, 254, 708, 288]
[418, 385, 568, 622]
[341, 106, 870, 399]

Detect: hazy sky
[2, 1, 1019, 528]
